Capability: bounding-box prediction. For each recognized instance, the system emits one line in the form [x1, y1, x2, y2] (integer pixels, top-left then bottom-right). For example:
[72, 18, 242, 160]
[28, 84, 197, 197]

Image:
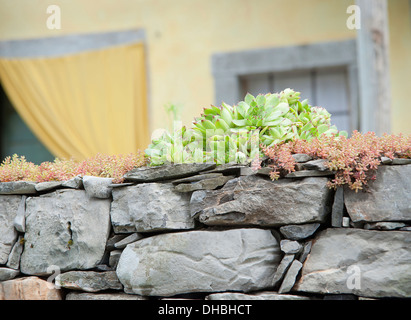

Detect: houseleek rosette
[145, 88, 347, 166]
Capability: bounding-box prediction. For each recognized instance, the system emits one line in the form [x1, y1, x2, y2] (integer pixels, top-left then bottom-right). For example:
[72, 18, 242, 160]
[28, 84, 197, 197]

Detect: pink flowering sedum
[0, 152, 146, 184]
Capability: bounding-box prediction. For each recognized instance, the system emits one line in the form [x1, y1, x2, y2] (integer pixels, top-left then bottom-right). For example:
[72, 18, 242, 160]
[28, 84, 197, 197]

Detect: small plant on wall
[145, 88, 348, 166]
[0, 152, 146, 183]
[259, 131, 411, 192]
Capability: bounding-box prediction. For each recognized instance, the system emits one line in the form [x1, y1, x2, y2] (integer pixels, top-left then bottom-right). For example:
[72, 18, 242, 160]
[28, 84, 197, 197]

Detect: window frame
[211, 39, 359, 133]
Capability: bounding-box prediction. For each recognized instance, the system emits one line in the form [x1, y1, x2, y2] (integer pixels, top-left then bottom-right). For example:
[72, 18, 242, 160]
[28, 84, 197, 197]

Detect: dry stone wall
[0, 159, 411, 300]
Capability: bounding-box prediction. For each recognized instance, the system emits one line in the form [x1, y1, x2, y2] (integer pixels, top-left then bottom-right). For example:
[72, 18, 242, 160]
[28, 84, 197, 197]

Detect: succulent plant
[145, 88, 347, 166]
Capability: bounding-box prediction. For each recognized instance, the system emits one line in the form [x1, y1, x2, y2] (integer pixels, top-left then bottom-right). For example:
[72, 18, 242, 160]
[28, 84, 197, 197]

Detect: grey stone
[294, 228, 411, 298]
[364, 222, 407, 231]
[342, 217, 350, 227]
[116, 228, 281, 296]
[61, 175, 83, 189]
[193, 175, 333, 227]
[106, 234, 128, 251]
[201, 163, 249, 176]
[206, 292, 310, 300]
[35, 181, 62, 192]
[350, 220, 364, 228]
[123, 163, 216, 182]
[392, 158, 411, 165]
[65, 292, 147, 300]
[292, 154, 313, 163]
[278, 260, 303, 293]
[172, 173, 223, 184]
[95, 264, 113, 271]
[272, 254, 295, 288]
[174, 175, 234, 192]
[298, 241, 312, 263]
[0, 267, 20, 281]
[13, 195, 26, 232]
[57, 271, 123, 292]
[108, 182, 135, 188]
[323, 294, 357, 300]
[285, 170, 334, 178]
[302, 159, 329, 171]
[20, 189, 111, 275]
[0, 195, 20, 264]
[279, 223, 320, 240]
[280, 240, 303, 254]
[256, 167, 272, 176]
[344, 165, 411, 222]
[400, 226, 411, 231]
[240, 166, 256, 176]
[111, 183, 194, 233]
[380, 156, 393, 164]
[0, 181, 37, 195]
[82, 176, 113, 199]
[6, 235, 24, 269]
[114, 233, 143, 249]
[109, 250, 122, 269]
[331, 187, 344, 227]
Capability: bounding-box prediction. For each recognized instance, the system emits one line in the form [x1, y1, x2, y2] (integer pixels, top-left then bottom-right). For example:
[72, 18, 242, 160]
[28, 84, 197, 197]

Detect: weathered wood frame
[356, 0, 391, 135]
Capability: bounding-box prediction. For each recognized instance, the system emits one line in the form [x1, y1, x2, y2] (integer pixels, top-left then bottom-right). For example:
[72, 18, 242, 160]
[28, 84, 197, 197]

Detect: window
[240, 67, 351, 132]
[212, 39, 359, 134]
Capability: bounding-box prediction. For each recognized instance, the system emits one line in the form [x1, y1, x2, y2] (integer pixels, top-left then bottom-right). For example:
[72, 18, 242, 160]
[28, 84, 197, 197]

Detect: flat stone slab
[57, 271, 123, 292]
[172, 173, 223, 184]
[344, 165, 411, 222]
[278, 260, 303, 293]
[66, 292, 147, 300]
[279, 223, 320, 240]
[285, 170, 334, 178]
[272, 254, 295, 288]
[292, 154, 313, 163]
[114, 233, 144, 249]
[294, 228, 411, 298]
[0, 267, 20, 281]
[192, 175, 333, 227]
[201, 163, 251, 176]
[392, 158, 411, 165]
[116, 228, 281, 296]
[364, 222, 407, 231]
[20, 189, 111, 275]
[7, 235, 24, 269]
[61, 175, 83, 189]
[302, 159, 329, 171]
[35, 181, 63, 192]
[174, 175, 234, 192]
[206, 291, 310, 300]
[0, 181, 37, 195]
[123, 163, 216, 182]
[111, 183, 194, 233]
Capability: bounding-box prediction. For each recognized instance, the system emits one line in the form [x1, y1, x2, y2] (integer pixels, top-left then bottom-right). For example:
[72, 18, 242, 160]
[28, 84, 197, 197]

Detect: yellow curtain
[0, 43, 149, 160]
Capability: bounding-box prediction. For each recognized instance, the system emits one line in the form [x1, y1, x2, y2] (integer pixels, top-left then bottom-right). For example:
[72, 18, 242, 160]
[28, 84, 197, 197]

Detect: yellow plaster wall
[1, 0, 408, 138]
[388, 0, 411, 134]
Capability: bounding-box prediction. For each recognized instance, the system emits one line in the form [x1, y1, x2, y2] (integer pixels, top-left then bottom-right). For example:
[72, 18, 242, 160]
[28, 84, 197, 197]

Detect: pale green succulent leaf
[256, 94, 266, 107]
[244, 93, 255, 106]
[232, 119, 248, 127]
